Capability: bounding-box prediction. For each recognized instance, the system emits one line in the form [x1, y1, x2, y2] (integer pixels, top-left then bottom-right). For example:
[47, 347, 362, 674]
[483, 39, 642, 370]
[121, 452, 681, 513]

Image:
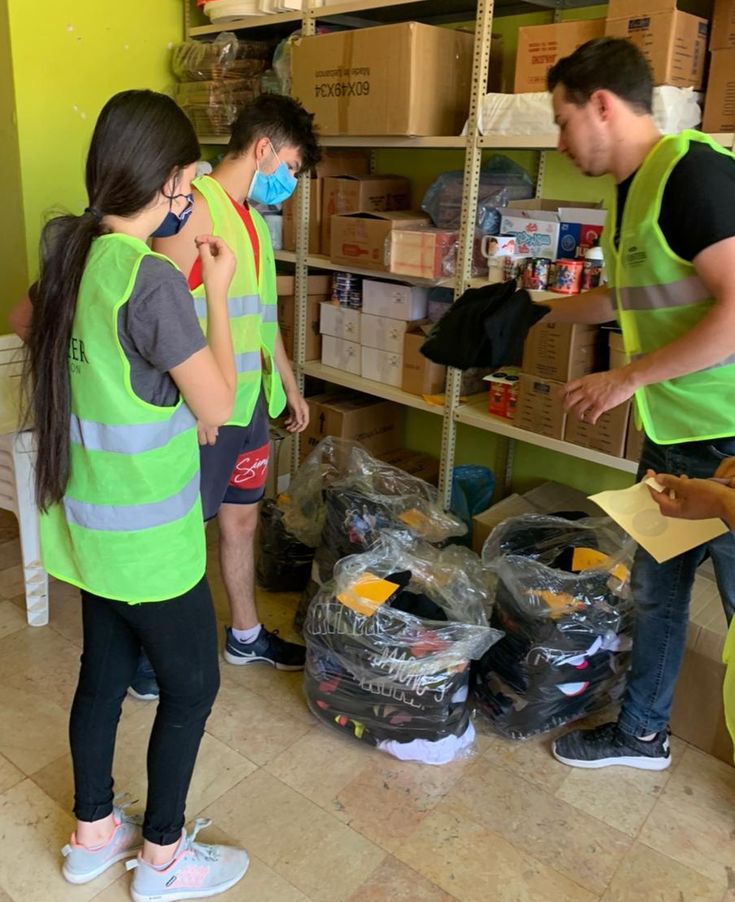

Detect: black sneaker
[127, 651, 159, 701]
[223, 626, 306, 671]
[552, 722, 672, 771]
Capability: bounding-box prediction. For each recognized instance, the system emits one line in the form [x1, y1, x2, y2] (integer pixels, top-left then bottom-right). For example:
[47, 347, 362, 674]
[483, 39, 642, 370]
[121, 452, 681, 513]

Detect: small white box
[361, 346, 403, 387]
[360, 313, 415, 354]
[321, 335, 361, 375]
[361, 279, 429, 322]
[319, 302, 361, 342]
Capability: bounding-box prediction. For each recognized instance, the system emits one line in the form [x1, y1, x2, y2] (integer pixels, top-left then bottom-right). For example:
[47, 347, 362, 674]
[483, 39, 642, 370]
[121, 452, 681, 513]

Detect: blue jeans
[618, 435, 735, 738]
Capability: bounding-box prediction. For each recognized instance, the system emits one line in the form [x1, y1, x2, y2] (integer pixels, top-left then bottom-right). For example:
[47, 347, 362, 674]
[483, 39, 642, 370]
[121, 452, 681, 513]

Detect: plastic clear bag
[283, 437, 466, 549]
[421, 156, 533, 234]
[256, 499, 315, 592]
[303, 534, 502, 764]
[171, 32, 271, 81]
[474, 514, 635, 739]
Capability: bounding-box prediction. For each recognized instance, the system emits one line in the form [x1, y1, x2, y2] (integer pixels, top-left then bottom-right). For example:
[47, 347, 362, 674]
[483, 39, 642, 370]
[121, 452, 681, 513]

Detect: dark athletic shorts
[199, 395, 269, 521]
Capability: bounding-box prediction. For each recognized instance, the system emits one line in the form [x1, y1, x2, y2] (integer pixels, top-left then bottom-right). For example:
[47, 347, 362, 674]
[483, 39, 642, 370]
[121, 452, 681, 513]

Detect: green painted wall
[0, 0, 27, 332]
[1, 0, 183, 329]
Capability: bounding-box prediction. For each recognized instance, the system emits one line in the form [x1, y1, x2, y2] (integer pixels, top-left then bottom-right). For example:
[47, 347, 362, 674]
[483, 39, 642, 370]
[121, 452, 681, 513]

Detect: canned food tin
[582, 258, 603, 291]
[522, 257, 552, 291]
[552, 259, 584, 294]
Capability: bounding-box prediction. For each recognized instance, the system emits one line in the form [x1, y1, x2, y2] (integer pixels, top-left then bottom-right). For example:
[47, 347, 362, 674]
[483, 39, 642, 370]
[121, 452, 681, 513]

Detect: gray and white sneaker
[553, 722, 672, 771]
[127, 818, 249, 902]
[62, 796, 143, 884]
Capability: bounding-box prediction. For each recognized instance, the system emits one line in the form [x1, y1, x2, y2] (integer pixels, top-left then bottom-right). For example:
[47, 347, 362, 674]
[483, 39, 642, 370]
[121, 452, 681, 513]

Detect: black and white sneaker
[552, 722, 672, 771]
[224, 626, 306, 671]
[127, 651, 159, 701]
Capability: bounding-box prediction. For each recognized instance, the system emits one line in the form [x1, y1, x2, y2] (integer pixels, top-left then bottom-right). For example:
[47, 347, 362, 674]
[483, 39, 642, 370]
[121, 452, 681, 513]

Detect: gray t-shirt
[116, 256, 206, 406]
[32, 256, 206, 406]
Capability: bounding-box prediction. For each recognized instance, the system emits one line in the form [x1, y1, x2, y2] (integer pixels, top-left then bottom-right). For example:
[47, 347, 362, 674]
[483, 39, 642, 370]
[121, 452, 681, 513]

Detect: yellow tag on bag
[337, 572, 400, 617]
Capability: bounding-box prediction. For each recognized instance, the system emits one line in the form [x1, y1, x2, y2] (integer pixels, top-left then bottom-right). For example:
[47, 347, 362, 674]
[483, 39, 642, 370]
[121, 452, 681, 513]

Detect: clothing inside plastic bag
[421, 156, 533, 233]
[282, 437, 466, 549]
[256, 499, 315, 593]
[304, 535, 502, 764]
[474, 514, 635, 740]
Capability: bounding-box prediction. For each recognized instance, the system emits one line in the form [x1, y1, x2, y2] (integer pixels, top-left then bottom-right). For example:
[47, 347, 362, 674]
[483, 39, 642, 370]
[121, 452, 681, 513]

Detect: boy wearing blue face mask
[145, 94, 321, 694]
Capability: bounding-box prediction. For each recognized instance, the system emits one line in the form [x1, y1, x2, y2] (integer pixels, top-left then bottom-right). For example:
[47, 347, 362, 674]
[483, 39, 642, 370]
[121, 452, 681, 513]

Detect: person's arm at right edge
[169, 235, 237, 427]
[539, 285, 616, 325]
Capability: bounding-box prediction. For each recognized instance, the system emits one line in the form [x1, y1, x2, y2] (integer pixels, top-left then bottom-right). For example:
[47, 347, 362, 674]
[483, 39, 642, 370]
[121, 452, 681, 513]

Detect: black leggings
[69, 576, 220, 845]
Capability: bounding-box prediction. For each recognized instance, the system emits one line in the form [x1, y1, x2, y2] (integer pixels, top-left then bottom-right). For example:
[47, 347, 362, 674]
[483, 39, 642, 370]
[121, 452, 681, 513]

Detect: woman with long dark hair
[21, 89, 250, 900]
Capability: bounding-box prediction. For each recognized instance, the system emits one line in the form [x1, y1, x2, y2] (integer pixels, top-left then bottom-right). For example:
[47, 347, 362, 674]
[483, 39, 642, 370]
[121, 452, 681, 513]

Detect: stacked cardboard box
[703, 0, 735, 132]
[277, 275, 331, 362]
[360, 280, 445, 393]
[282, 150, 369, 255]
[291, 23, 474, 137]
[300, 392, 402, 462]
[604, 0, 709, 89]
[514, 19, 606, 93]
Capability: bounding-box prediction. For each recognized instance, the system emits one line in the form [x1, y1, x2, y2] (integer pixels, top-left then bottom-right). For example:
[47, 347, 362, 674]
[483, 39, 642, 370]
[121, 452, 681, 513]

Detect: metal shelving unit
[184, 0, 732, 503]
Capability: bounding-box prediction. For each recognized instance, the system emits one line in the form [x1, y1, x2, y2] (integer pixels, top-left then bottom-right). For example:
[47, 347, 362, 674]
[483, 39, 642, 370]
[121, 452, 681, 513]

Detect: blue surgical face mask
[247, 143, 298, 206]
[151, 192, 194, 238]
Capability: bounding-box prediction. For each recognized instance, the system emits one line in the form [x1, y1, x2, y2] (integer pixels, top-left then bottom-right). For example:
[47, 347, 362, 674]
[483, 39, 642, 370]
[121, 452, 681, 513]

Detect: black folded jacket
[420, 280, 550, 370]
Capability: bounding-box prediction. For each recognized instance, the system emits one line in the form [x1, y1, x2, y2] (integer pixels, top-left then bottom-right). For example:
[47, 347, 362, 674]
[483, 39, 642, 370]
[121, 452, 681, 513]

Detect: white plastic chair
[0, 333, 48, 626]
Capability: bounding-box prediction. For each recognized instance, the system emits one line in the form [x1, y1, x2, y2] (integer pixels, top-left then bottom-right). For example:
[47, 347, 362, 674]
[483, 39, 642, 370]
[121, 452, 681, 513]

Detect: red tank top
[188, 192, 260, 290]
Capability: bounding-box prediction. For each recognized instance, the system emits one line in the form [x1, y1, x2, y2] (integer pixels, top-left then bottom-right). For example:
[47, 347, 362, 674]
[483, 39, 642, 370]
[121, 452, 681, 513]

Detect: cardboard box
[670, 588, 733, 765]
[321, 175, 410, 252]
[387, 227, 459, 280]
[319, 302, 361, 342]
[564, 400, 632, 457]
[379, 447, 440, 485]
[625, 405, 646, 462]
[300, 392, 402, 461]
[362, 279, 430, 321]
[608, 330, 629, 370]
[321, 335, 361, 375]
[283, 151, 370, 253]
[605, 11, 709, 88]
[524, 480, 604, 517]
[514, 19, 606, 93]
[711, 0, 735, 48]
[501, 200, 605, 259]
[361, 346, 403, 387]
[276, 274, 331, 361]
[516, 374, 567, 439]
[472, 494, 537, 554]
[402, 327, 446, 396]
[292, 22, 474, 136]
[556, 208, 608, 259]
[607, 0, 712, 18]
[330, 211, 430, 271]
[522, 322, 601, 382]
[702, 48, 735, 131]
[360, 313, 419, 354]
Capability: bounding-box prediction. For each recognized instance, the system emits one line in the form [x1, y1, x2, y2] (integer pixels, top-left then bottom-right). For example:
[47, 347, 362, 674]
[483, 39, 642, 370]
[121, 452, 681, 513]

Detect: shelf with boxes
[454, 400, 639, 475]
[184, 0, 735, 506]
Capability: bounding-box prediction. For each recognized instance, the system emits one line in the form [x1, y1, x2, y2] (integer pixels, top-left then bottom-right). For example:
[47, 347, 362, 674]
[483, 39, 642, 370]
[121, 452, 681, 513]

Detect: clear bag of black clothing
[282, 438, 467, 630]
[473, 514, 635, 740]
[304, 532, 501, 764]
[256, 499, 315, 592]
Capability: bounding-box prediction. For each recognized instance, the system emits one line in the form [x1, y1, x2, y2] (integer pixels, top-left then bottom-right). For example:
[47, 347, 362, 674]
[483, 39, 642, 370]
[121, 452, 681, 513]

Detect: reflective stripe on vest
[235, 351, 262, 373]
[70, 403, 195, 454]
[618, 274, 710, 311]
[192, 293, 260, 320]
[64, 472, 200, 532]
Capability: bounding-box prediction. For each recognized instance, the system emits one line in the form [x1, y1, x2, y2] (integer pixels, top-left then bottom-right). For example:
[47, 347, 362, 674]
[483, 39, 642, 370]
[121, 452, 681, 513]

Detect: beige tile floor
[1, 510, 734, 902]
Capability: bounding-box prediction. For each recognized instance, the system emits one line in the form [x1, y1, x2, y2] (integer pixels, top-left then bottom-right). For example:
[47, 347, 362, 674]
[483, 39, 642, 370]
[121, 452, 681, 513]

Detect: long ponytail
[26, 213, 106, 510]
[24, 89, 199, 511]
